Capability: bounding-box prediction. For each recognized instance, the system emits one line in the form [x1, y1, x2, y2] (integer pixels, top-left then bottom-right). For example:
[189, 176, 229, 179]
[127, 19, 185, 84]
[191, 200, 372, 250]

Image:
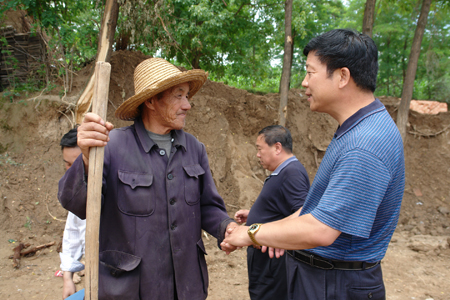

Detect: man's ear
[144, 97, 155, 110]
[338, 67, 351, 89]
[275, 142, 283, 155]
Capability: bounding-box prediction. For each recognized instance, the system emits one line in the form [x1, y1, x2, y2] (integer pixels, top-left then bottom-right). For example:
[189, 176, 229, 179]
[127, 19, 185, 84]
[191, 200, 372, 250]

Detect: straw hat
[115, 58, 208, 120]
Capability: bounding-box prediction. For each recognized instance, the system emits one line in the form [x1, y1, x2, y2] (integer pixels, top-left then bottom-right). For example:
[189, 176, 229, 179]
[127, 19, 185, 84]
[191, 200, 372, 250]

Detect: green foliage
[1, 75, 47, 103]
[1, 37, 19, 100]
[1, 0, 101, 69]
[1, 0, 449, 100]
[118, 0, 309, 93]
[290, 0, 345, 87]
[369, 0, 420, 97]
[337, 0, 450, 103]
[1, 90, 19, 102]
[0, 0, 101, 99]
[412, 0, 450, 102]
[211, 65, 282, 94]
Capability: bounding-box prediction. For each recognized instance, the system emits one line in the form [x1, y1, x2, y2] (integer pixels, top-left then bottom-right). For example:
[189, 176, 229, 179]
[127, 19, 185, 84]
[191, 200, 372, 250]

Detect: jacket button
[159, 150, 166, 156]
[170, 198, 176, 205]
[167, 174, 173, 180]
[171, 223, 177, 230]
[368, 292, 372, 299]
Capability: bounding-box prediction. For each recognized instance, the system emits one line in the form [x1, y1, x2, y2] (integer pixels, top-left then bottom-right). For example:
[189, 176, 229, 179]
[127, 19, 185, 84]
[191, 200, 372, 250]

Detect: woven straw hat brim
[115, 69, 208, 121]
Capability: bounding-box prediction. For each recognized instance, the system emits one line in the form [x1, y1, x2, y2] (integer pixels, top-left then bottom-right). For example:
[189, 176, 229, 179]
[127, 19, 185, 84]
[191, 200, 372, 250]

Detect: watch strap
[248, 223, 262, 246]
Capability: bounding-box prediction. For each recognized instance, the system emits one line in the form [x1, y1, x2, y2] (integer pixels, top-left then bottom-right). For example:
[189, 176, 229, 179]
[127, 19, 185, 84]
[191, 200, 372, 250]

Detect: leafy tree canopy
[1, 0, 449, 101]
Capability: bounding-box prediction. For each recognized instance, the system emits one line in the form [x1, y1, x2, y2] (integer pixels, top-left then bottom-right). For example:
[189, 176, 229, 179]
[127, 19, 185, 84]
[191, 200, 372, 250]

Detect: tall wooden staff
[85, 61, 111, 300]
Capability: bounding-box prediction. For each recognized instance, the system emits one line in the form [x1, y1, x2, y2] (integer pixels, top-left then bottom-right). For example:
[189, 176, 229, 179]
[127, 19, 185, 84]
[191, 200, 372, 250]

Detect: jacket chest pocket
[117, 170, 155, 216]
[183, 164, 205, 205]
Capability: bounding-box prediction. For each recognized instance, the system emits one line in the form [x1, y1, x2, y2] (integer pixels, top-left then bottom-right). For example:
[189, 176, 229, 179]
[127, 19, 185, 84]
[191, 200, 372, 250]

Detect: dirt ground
[0, 50, 449, 300]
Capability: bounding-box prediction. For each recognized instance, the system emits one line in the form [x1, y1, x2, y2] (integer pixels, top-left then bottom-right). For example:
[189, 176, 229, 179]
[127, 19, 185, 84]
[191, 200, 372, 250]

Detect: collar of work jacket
[134, 116, 187, 153]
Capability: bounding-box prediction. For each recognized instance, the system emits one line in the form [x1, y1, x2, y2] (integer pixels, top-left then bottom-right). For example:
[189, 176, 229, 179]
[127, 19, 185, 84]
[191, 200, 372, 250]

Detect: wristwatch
[247, 223, 263, 246]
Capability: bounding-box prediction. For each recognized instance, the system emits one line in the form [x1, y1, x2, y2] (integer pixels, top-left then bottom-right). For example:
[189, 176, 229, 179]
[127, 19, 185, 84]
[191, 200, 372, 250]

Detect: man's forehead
[305, 51, 321, 68]
[256, 134, 266, 144]
[305, 59, 316, 69]
[172, 82, 190, 92]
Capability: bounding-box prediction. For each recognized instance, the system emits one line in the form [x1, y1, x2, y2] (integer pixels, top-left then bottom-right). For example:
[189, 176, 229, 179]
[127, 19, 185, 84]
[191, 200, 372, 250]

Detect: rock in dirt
[407, 235, 449, 253]
[437, 206, 449, 215]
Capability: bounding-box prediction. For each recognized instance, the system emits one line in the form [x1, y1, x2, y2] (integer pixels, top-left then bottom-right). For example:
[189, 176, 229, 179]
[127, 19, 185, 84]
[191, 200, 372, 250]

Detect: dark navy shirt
[247, 157, 310, 225]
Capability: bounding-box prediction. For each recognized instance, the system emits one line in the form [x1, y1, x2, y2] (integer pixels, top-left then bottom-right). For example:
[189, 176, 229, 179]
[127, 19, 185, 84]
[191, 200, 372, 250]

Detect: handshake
[220, 209, 285, 258]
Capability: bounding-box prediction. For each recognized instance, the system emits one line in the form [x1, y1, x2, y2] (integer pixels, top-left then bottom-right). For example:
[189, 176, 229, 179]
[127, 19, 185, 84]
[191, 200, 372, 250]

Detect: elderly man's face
[153, 82, 191, 132]
[255, 134, 278, 172]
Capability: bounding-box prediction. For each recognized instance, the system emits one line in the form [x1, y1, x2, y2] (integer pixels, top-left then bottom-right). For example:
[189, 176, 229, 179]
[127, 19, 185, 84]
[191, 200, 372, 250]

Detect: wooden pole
[85, 61, 111, 300]
[75, 0, 119, 124]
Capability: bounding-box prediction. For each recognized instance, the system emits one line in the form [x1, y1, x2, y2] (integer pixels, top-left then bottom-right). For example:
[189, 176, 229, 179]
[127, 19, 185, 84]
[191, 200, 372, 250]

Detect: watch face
[249, 224, 258, 231]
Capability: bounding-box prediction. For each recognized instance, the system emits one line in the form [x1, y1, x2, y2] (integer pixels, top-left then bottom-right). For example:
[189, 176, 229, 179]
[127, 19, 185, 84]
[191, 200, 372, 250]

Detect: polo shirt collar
[334, 98, 385, 139]
[264, 156, 298, 184]
[134, 117, 187, 152]
[271, 156, 298, 176]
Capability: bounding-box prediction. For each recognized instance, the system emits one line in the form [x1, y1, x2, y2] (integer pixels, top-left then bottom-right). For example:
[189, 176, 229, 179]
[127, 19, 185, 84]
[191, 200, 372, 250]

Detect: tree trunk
[278, 0, 293, 127]
[115, 31, 131, 51]
[402, 36, 408, 81]
[396, 0, 432, 142]
[75, 0, 119, 124]
[191, 53, 201, 69]
[290, 28, 295, 71]
[362, 0, 377, 37]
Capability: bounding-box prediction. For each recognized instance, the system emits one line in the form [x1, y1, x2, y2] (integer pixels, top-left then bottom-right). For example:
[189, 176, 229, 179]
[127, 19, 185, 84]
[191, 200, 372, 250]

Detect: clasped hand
[221, 224, 285, 258]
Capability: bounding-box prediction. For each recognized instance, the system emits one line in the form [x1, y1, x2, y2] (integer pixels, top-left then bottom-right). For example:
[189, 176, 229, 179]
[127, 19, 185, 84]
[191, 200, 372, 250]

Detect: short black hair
[303, 29, 378, 92]
[60, 127, 78, 150]
[258, 125, 293, 153]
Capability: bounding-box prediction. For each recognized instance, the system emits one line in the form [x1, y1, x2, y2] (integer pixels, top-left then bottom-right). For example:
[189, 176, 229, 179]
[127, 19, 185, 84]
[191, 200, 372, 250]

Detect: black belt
[287, 250, 379, 271]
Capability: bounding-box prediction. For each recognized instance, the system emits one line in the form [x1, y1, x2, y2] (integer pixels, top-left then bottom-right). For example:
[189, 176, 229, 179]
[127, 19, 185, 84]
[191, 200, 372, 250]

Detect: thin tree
[396, 0, 433, 142]
[279, 0, 293, 127]
[362, 0, 377, 37]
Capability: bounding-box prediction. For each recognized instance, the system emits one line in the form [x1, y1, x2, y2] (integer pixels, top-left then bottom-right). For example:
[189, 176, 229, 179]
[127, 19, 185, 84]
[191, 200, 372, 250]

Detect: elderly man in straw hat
[58, 58, 239, 300]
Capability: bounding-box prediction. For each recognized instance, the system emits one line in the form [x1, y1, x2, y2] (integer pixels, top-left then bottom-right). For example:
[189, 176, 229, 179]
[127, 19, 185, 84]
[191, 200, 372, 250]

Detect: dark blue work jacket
[58, 117, 233, 300]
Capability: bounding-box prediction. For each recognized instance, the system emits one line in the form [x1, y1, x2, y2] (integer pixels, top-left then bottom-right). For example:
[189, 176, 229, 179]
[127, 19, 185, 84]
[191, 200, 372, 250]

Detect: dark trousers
[286, 254, 385, 300]
[247, 247, 288, 300]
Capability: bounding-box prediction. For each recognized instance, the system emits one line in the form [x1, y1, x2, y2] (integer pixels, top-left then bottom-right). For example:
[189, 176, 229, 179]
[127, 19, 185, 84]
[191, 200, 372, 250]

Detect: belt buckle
[364, 261, 379, 270]
[315, 257, 334, 270]
[306, 251, 334, 270]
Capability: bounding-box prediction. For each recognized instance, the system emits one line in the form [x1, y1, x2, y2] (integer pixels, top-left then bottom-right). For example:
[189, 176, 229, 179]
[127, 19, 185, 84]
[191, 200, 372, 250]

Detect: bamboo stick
[85, 61, 111, 300]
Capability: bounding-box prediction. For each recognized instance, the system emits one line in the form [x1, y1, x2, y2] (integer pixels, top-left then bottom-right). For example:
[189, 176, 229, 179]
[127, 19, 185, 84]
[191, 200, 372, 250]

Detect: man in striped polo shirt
[223, 29, 405, 300]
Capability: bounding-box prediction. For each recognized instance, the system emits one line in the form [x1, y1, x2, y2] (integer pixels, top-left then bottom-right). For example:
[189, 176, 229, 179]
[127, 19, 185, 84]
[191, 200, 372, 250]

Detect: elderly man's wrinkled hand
[78, 112, 114, 163]
[221, 224, 252, 253]
[221, 222, 241, 255]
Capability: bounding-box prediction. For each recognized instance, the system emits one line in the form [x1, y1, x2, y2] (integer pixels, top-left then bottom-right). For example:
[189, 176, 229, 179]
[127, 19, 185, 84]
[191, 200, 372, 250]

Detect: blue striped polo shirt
[300, 99, 405, 262]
